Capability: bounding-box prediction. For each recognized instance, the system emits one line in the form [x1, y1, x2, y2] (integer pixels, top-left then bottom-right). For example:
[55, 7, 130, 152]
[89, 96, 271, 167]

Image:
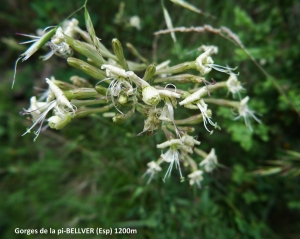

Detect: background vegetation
[1, 0, 299, 238]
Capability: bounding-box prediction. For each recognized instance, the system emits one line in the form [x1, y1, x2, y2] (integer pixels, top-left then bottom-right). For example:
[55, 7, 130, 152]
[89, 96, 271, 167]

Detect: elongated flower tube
[179, 87, 207, 106]
[101, 64, 128, 78]
[68, 57, 106, 80]
[45, 78, 76, 113]
[178, 87, 217, 133]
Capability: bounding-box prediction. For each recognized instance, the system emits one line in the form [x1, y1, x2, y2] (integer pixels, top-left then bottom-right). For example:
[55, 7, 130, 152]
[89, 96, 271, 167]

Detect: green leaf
[84, 7, 104, 61]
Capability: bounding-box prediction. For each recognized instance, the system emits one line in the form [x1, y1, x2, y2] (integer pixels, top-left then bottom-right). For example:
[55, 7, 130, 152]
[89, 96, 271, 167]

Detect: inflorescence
[14, 9, 260, 187]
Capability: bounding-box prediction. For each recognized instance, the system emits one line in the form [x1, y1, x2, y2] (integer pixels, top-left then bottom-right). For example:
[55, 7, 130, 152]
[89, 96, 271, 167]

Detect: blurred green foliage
[1, 0, 300, 238]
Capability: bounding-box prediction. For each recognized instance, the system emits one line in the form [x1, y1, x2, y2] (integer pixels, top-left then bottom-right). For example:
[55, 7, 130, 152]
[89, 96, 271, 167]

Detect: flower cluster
[15, 8, 261, 187]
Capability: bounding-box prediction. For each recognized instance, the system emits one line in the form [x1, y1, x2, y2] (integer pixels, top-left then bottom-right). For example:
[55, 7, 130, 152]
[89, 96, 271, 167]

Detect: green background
[1, 0, 300, 238]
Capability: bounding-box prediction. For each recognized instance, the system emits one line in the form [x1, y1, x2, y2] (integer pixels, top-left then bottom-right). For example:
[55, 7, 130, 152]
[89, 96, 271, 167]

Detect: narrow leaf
[162, 4, 176, 43]
[84, 7, 103, 58]
[170, 0, 202, 14]
[170, 0, 214, 18]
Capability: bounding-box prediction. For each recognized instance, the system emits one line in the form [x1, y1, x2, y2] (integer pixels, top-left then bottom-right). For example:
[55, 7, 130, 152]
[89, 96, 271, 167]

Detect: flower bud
[63, 88, 98, 100]
[143, 64, 156, 82]
[154, 74, 204, 84]
[51, 78, 77, 90]
[142, 86, 161, 106]
[129, 16, 141, 30]
[64, 35, 105, 67]
[112, 38, 128, 70]
[70, 76, 93, 88]
[67, 57, 106, 80]
[95, 85, 108, 96]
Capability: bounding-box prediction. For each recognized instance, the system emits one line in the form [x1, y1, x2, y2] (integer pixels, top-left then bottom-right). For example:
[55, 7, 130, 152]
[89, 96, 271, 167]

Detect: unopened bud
[112, 38, 128, 70]
[51, 79, 77, 90]
[143, 64, 156, 82]
[63, 88, 98, 100]
[67, 57, 106, 80]
[70, 76, 93, 88]
[95, 85, 108, 96]
[154, 74, 204, 84]
[64, 35, 105, 67]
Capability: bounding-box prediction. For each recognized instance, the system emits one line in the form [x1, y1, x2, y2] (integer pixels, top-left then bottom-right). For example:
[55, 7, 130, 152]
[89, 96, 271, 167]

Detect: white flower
[22, 79, 76, 140]
[43, 41, 73, 60]
[199, 45, 218, 54]
[24, 96, 48, 122]
[196, 99, 217, 133]
[62, 18, 79, 38]
[199, 148, 218, 172]
[13, 27, 57, 87]
[195, 48, 237, 75]
[45, 78, 76, 113]
[100, 65, 135, 114]
[22, 100, 57, 141]
[142, 161, 162, 184]
[188, 170, 203, 188]
[157, 139, 184, 180]
[42, 27, 73, 61]
[129, 16, 141, 30]
[159, 93, 181, 139]
[226, 73, 244, 98]
[161, 145, 183, 182]
[180, 134, 201, 154]
[235, 96, 261, 131]
[108, 77, 134, 98]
